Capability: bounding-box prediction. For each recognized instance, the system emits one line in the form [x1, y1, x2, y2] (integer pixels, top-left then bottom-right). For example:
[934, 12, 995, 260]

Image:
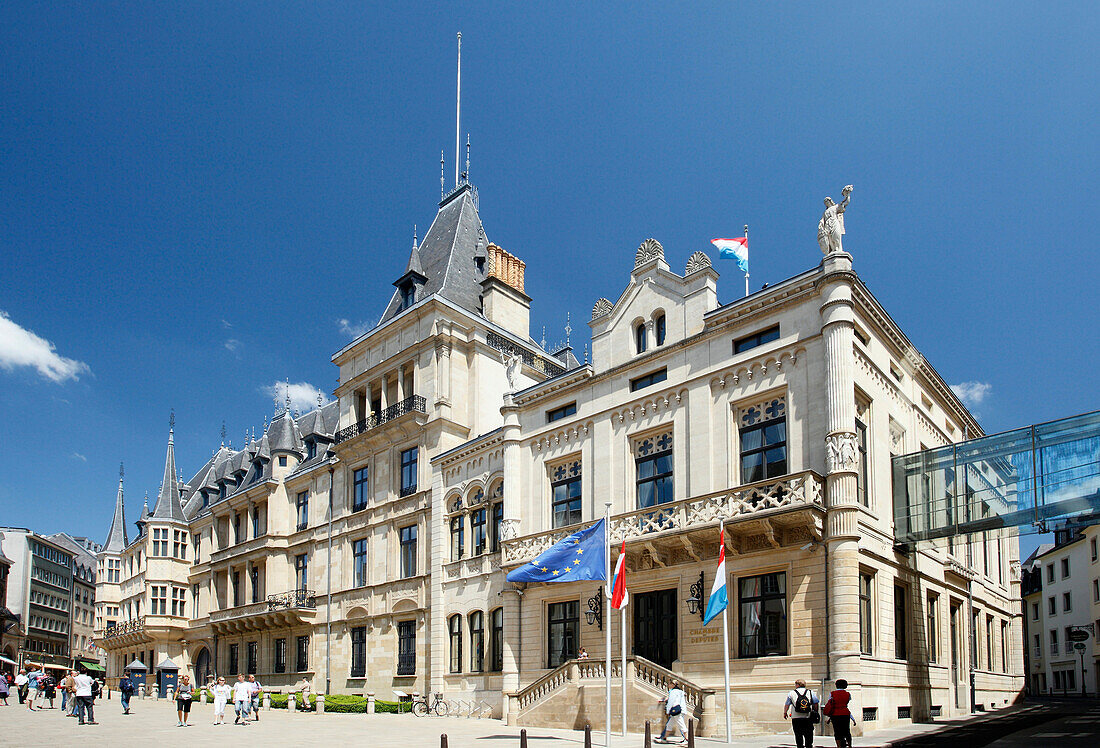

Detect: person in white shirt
[73, 671, 96, 725]
[231, 674, 252, 725]
[247, 674, 263, 721]
[783, 679, 821, 748]
[14, 670, 28, 705]
[211, 676, 232, 725]
[657, 681, 688, 744]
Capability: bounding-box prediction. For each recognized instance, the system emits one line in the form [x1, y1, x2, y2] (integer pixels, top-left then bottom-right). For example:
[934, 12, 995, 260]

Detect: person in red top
[821, 678, 855, 748]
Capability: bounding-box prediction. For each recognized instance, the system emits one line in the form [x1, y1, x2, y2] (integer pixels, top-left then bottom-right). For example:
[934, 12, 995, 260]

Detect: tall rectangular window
[247, 641, 258, 674]
[400, 447, 418, 496]
[397, 620, 416, 675]
[250, 566, 260, 603]
[151, 585, 167, 615]
[296, 491, 309, 531]
[859, 573, 873, 655]
[1063, 591, 1072, 612]
[228, 643, 239, 674]
[471, 508, 487, 555]
[451, 516, 465, 561]
[1062, 558, 1070, 578]
[173, 530, 186, 559]
[353, 467, 369, 511]
[738, 572, 787, 657]
[491, 501, 504, 553]
[274, 638, 286, 674]
[353, 539, 368, 587]
[894, 585, 909, 660]
[986, 615, 995, 671]
[172, 587, 186, 617]
[490, 607, 504, 672]
[234, 514, 242, 544]
[926, 594, 938, 663]
[252, 506, 261, 537]
[295, 554, 308, 591]
[296, 635, 309, 672]
[636, 433, 674, 510]
[740, 413, 787, 483]
[855, 417, 869, 506]
[350, 626, 366, 678]
[400, 525, 417, 578]
[449, 615, 463, 673]
[469, 611, 485, 673]
[551, 460, 582, 529]
[152, 528, 168, 556]
[1001, 621, 1009, 673]
[547, 601, 579, 668]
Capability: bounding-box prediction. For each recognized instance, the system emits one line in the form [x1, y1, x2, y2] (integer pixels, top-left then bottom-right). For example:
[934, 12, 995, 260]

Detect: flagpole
[743, 224, 750, 297]
[604, 502, 612, 747]
[620, 534, 627, 737]
[720, 519, 732, 743]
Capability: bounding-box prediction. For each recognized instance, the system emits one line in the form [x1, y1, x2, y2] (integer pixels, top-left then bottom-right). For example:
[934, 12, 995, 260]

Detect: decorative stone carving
[591, 298, 613, 321]
[685, 251, 712, 275]
[738, 396, 786, 427]
[634, 238, 665, 267]
[499, 519, 520, 541]
[818, 184, 853, 255]
[825, 432, 859, 473]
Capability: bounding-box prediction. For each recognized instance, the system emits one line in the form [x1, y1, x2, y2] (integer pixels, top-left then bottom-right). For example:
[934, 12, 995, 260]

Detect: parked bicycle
[411, 692, 451, 717]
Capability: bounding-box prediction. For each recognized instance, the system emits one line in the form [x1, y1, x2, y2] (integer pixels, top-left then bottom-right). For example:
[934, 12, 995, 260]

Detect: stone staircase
[507, 656, 763, 737]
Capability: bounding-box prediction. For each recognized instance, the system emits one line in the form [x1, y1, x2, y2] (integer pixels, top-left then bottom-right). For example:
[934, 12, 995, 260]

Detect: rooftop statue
[818, 184, 853, 255]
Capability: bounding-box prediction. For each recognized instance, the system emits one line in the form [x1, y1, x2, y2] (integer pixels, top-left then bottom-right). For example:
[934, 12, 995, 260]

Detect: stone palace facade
[95, 181, 1024, 734]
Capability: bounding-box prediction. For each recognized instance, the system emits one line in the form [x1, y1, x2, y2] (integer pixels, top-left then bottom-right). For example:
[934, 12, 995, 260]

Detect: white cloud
[221, 319, 233, 329]
[71, 452, 87, 462]
[224, 339, 241, 352]
[262, 380, 333, 413]
[950, 381, 992, 409]
[337, 318, 372, 338]
[0, 310, 90, 383]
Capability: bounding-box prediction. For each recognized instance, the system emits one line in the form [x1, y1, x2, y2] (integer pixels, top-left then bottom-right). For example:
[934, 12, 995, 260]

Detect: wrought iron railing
[100, 616, 146, 640]
[335, 395, 427, 444]
[486, 332, 567, 378]
[267, 589, 317, 611]
[397, 651, 416, 676]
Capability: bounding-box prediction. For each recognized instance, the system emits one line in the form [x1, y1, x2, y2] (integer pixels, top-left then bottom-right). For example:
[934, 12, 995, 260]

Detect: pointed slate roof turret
[150, 417, 187, 522]
[380, 183, 488, 323]
[135, 496, 150, 537]
[103, 462, 129, 552]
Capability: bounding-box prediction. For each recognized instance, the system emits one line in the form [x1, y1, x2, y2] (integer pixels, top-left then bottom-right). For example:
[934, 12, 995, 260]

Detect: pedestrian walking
[232, 674, 252, 725]
[25, 666, 44, 710]
[73, 669, 96, 725]
[61, 670, 78, 716]
[175, 674, 193, 726]
[42, 673, 56, 708]
[14, 669, 27, 704]
[656, 680, 688, 744]
[822, 679, 855, 748]
[783, 679, 820, 748]
[247, 674, 263, 721]
[211, 676, 232, 725]
[119, 671, 135, 714]
[0, 672, 9, 705]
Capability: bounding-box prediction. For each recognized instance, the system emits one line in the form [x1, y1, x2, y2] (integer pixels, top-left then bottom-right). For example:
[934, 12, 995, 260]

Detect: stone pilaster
[819, 251, 862, 691]
[500, 393, 522, 709]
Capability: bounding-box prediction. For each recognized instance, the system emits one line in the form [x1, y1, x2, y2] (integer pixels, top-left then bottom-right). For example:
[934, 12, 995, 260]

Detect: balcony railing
[486, 332, 566, 378]
[502, 471, 823, 566]
[267, 589, 317, 611]
[335, 395, 427, 444]
[100, 616, 146, 640]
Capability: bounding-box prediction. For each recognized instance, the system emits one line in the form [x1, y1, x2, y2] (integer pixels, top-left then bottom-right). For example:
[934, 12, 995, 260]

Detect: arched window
[451, 515, 465, 561]
[655, 313, 666, 346]
[469, 610, 485, 672]
[448, 614, 463, 673]
[635, 322, 648, 354]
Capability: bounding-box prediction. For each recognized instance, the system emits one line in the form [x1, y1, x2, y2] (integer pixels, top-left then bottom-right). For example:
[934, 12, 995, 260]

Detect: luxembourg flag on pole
[702, 528, 728, 626]
[611, 539, 628, 609]
[711, 237, 749, 273]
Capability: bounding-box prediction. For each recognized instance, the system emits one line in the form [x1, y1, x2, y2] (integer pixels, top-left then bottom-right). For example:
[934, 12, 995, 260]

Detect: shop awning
[79, 661, 105, 672]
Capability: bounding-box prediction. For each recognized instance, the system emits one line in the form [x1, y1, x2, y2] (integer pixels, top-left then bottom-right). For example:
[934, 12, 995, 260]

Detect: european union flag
[506, 518, 607, 584]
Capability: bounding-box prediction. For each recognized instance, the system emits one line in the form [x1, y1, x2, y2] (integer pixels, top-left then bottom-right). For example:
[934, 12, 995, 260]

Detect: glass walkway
[892, 410, 1100, 545]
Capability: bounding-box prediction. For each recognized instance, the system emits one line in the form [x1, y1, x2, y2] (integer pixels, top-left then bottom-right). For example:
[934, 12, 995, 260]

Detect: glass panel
[740, 428, 763, 452]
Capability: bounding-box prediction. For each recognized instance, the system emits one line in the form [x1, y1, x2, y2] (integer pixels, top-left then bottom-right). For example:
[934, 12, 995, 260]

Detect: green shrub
[375, 698, 412, 714]
[322, 694, 367, 713]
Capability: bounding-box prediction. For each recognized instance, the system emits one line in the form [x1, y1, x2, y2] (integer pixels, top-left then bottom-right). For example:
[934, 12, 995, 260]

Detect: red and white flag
[611, 539, 628, 609]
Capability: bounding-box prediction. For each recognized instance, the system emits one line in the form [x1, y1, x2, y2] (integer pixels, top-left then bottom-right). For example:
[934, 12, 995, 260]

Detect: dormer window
[655, 314, 666, 346]
[635, 322, 648, 354]
[306, 440, 317, 460]
[250, 460, 264, 484]
[219, 483, 227, 500]
[400, 282, 416, 310]
[475, 256, 485, 273]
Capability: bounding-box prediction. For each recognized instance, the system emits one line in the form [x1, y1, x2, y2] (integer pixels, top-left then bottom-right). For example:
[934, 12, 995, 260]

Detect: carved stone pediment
[634, 238, 665, 268]
[685, 251, 712, 275]
[591, 298, 613, 321]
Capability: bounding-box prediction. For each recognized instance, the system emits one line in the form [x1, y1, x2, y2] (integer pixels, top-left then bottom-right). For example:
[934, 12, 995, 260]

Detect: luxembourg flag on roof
[711, 237, 748, 273]
[702, 528, 728, 626]
[611, 538, 628, 610]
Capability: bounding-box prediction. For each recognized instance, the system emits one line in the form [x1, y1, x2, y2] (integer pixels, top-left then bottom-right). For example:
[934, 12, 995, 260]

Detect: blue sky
[1, 2, 1096, 551]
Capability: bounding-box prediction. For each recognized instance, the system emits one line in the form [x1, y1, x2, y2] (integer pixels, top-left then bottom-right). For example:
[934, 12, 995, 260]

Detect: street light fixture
[685, 571, 705, 620]
[585, 588, 603, 630]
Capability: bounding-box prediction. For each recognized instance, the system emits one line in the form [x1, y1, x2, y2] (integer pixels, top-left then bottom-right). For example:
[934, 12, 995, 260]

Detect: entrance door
[634, 589, 678, 669]
[194, 648, 211, 686]
[949, 604, 962, 710]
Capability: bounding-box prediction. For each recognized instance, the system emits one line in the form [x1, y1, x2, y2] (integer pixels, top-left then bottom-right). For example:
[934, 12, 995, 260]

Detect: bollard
[644, 720, 652, 748]
[263, 693, 271, 711]
[167, 686, 174, 702]
[289, 692, 297, 712]
[366, 692, 376, 715]
[317, 694, 325, 714]
[201, 690, 208, 704]
[687, 719, 695, 748]
[584, 723, 592, 748]
[520, 728, 528, 748]
[441, 734, 449, 748]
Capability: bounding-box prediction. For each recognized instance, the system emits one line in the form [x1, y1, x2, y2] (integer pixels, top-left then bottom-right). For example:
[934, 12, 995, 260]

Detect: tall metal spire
[104, 460, 129, 551]
[151, 415, 186, 521]
[564, 313, 572, 348]
[463, 133, 470, 184]
[455, 31, 462, 188]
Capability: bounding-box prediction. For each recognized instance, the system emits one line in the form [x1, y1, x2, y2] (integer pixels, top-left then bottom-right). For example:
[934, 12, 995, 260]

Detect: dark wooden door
[634, 589, 678, 669]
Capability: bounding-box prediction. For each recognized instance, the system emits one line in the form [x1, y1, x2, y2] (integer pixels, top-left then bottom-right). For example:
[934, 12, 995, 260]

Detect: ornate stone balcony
[209, 533, 285, 565]
[502, 471, 824, 568]
[97, 616, 150, 648]
[209, 589, 317, 634]
[335, 395, 427, 444]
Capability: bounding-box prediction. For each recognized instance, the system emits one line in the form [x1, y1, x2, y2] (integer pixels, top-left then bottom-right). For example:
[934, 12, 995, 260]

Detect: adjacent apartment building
[0, 528, 76, 673]
[94, 180, 1023, 735]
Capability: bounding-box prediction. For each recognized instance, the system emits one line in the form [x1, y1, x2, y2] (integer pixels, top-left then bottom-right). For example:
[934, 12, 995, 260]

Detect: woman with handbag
[657, 681, 688, 744]
[822, 678, 855, 748]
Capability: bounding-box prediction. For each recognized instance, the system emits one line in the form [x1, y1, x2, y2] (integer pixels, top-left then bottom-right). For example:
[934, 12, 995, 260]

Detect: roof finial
[285, 377, 291, 412]
[273, 389, 280, 414]
[540, 326, 547, 350]
[119, 461, 125, 480]
[263, 415, 269, 434]
[169, 409, 175, 432]
[317, 391, 324, 409]
[584, 343, 589, 364]
[463, 133, 470, 184]
[564, 313, 572, 347]
[220, 421, 227, 447]
[441, 149, 445, 197]
[412, 224, 418, 250]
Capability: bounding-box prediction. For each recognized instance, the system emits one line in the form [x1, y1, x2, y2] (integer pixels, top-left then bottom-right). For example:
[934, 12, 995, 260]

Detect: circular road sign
[1075, 642, 1087, 651]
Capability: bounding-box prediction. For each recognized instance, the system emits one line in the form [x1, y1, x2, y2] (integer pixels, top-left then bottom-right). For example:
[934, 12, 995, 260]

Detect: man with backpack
[119, 672, 135, 714]
[783, 679, 820, 748]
